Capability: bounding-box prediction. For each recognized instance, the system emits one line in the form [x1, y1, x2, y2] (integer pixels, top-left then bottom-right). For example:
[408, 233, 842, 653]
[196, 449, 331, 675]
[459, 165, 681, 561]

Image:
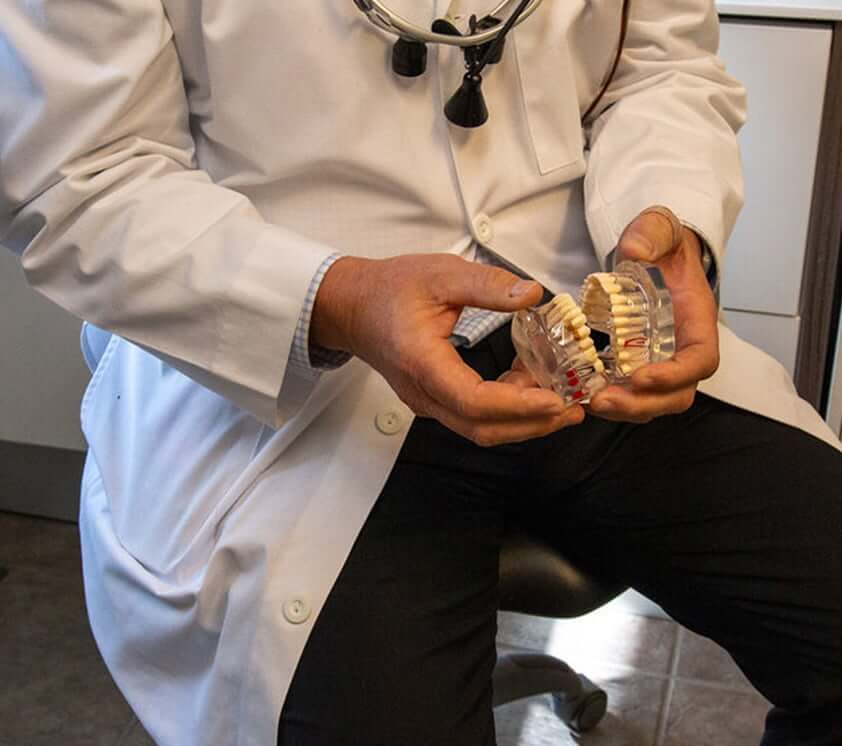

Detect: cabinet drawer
[722, 309, 800, 376]
[718, 20, 831, 315]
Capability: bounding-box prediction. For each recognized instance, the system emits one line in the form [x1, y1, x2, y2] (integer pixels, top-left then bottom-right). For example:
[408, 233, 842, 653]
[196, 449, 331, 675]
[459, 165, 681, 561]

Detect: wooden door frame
[795, 21, 842, 412]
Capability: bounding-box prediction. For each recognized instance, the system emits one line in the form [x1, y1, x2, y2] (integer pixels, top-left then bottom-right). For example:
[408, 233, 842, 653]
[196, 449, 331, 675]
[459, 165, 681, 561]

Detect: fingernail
[621, 236, 655, 261]
[510, 280, 538, 298]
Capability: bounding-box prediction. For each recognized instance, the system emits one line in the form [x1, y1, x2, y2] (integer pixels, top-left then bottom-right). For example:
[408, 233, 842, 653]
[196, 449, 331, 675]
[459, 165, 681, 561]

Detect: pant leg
[278, 339, 526, 746]
[476, 320, 842, 745]
[279, 319, 842, 745]
[276, 451, 502, 746]
[275, 326, 618, 745]
[527, 397, 842, 746]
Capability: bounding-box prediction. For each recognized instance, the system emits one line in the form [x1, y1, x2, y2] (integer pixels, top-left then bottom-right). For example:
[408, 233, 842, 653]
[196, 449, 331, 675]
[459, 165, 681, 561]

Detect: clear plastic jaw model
[580, 261, 675, 378]
[511, 261, 675, 405]
[510, 293, 608, 405]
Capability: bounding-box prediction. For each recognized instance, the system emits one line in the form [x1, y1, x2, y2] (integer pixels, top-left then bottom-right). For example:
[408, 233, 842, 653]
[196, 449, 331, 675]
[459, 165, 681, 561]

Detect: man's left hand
[587, 207, 720, 423]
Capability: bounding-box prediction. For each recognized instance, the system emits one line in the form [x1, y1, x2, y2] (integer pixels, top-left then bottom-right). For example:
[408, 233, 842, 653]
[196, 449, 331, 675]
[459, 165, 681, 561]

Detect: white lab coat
[1, 1, 839, 744]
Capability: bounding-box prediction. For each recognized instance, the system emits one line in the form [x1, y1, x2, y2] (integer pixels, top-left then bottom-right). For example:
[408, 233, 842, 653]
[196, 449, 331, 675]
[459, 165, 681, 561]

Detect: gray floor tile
[660, 680, 770, 746]
[0, 563, 90, 666]
[495, 663, 666, 746]
[0, 511, 80, 569]
[498, 608, 679, 677]
[0, 564, 135, 746]
[676, 629, 753, 690]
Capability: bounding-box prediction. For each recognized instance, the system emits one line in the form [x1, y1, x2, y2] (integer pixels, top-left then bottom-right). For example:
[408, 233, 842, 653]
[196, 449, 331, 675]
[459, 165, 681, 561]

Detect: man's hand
[310, 253, 584, 446]
[587, 207, 720, 423]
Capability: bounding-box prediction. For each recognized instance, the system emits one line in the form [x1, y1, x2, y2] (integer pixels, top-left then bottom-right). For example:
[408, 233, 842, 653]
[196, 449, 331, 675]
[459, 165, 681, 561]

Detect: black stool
[494, 529, 628, 733]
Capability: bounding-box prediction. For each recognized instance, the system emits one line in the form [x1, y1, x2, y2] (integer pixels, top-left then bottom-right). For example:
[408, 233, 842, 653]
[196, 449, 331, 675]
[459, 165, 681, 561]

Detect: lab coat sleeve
[0, 2, 335, 427]
[583, 0, 747, 275]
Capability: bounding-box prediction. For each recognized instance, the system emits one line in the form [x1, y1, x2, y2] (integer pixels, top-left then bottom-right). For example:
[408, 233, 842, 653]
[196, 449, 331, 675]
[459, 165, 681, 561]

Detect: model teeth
[581, 270, 655, 378]
[510, 262, 674, 404]
[547, 280, 653, 385]
[609, 292, 644, 306]
[530, 293, 607, 403]
[614, 317, 647, 331]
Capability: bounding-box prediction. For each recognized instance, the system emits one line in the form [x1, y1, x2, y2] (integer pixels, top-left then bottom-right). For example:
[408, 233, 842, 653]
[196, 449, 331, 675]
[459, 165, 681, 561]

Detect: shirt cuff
[674, 222, 720, 302]
[697, 233, 720, 303]
[287, 252, 353, 381]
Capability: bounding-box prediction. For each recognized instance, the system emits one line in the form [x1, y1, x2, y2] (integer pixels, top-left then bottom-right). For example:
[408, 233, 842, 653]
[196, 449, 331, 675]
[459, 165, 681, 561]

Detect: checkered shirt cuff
[288, 252, 352, 381]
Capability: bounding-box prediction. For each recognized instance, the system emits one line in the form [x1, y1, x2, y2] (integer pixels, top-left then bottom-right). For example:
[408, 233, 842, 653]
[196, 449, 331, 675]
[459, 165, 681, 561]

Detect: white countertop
[717, 0, 842, 20]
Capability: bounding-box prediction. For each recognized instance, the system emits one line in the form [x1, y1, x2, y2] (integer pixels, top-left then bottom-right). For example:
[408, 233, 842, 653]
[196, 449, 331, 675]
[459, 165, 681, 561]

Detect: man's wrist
[310, 255, 371, 354]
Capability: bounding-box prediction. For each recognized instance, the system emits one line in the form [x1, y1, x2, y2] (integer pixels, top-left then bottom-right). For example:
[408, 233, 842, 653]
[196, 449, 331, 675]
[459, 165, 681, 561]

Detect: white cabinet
[0, 250, 88, 451]
[719, 21, 830, 316]
[717, 20, 832, 370]
[723, 309, 801, 376]
[717, 1, 842, 21]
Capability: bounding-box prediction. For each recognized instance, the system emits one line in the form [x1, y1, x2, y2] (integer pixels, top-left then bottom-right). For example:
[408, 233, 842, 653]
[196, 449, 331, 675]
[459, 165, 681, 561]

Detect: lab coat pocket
[513, 23, 585, 177]
[80, 338, 271, 581]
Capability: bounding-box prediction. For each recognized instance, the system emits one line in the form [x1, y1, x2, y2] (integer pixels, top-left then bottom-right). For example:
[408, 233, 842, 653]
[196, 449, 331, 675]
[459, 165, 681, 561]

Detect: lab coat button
[375, 410, 404, 435]
[473, 213, 494, 244]
[283, 598, 311, 625]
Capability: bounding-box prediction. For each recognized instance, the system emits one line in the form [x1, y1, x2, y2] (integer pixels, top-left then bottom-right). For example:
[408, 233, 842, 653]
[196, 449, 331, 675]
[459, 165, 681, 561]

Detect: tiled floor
[0, 511, 770, 746]
[494, 612, 769, 745]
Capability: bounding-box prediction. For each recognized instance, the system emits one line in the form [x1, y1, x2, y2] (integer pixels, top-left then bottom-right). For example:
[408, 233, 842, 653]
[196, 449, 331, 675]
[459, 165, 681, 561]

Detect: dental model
[511, 261, 675, 405]
[580, 261, 675, 378]
[510, 292, 608, 405]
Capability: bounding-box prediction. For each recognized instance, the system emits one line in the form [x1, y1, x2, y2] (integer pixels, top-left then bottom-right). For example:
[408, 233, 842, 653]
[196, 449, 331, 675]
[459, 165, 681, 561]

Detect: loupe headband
[352, 0, 546, 46]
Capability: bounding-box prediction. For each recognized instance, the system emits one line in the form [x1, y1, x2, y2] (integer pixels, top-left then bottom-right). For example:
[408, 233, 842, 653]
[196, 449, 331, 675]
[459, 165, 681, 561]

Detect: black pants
[278, 324, 842, 746]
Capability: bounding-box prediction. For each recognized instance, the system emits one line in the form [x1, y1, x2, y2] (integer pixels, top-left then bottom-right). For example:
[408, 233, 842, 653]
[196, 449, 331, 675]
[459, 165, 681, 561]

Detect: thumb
[439, 262, 544, 312]
[618, 205, 683, 263]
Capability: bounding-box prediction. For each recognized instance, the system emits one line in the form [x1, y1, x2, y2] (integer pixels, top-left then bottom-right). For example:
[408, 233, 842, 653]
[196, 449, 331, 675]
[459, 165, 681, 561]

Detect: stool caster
[552, 674, 607, 733]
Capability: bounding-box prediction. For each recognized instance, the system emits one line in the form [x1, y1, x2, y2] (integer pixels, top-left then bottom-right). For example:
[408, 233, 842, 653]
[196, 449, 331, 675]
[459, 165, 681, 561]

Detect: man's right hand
[309, 253, 584, 446]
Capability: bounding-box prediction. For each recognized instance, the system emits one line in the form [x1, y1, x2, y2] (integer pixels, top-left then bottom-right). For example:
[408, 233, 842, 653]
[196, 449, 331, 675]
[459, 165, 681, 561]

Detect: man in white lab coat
[1, 1, 841, 744]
